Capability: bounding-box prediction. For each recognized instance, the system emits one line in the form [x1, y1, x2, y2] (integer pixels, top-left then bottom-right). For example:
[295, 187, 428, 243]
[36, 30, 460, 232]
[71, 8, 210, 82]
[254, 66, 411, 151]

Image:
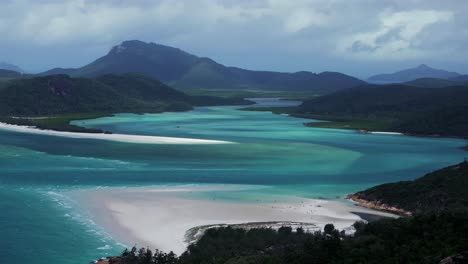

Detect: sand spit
[0, 122, 232, 145]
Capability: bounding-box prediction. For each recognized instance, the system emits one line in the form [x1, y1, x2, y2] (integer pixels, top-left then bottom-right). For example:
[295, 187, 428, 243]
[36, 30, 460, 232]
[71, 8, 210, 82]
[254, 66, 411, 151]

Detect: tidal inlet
[1, 2, 468, 263]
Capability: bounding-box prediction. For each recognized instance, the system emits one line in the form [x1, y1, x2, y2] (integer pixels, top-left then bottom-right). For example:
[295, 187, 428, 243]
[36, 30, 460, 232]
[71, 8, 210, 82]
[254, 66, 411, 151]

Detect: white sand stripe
[0, 122, 233, 144]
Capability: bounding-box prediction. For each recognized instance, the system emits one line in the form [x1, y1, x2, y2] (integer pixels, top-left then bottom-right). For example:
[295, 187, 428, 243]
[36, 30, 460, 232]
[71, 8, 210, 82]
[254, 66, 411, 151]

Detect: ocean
[0, 98, 465, 263]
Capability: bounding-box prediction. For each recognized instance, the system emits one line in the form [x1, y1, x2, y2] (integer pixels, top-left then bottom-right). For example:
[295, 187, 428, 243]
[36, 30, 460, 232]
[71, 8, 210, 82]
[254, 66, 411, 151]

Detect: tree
[324, 224, 335, 235]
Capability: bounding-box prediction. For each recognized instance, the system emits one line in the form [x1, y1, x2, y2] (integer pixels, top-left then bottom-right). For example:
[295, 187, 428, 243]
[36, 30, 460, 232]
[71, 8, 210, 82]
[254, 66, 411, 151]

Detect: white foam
[97, 245, 112, 250]
[40, 188, 124, 251]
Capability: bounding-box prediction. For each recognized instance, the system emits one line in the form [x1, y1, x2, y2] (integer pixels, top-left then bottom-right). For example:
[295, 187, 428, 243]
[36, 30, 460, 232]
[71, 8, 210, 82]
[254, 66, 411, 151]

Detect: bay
[0, 98, 465, 263]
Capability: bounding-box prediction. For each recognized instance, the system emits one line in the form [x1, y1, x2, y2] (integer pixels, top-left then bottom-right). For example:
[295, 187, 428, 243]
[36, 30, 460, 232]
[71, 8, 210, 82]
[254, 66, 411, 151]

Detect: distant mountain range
[368, 64, 461, 84]
[0, 62, 24, 73]
[40, 40, 365, 93]
[451, 74, 468, 82]
[0, 69, 23, 79]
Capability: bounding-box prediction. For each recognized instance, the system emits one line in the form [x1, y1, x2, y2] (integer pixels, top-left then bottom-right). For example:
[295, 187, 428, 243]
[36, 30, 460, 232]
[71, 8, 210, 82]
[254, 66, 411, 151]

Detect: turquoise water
[0, 98, 466, 263]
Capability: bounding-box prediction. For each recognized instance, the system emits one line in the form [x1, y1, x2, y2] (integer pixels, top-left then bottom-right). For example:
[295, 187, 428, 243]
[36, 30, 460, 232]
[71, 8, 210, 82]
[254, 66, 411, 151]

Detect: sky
[0, 0, 467, 78]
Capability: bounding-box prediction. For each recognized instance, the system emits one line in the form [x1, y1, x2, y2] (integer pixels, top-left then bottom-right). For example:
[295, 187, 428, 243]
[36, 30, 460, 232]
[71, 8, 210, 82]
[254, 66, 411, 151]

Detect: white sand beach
[0, 122, 232, 144]
[69, 186, 397, 254]
[370, 131, 403, 135]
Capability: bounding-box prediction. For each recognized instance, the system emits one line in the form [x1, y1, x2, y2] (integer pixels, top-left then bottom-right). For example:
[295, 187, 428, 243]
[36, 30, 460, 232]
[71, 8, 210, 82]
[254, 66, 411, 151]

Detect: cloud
[0, 0, 333, 44]
[0, 0, 466, 75]
[337, 10, 454, 59]
[11, 1, 185, 45]
[283, 8, 329, 33]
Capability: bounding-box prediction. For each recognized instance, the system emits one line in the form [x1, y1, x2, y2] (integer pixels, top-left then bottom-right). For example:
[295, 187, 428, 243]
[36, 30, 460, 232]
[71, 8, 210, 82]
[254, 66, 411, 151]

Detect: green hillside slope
[40, 40, 366, 93]
[350, 162, 468, 214]
[297, 84, 468, 137]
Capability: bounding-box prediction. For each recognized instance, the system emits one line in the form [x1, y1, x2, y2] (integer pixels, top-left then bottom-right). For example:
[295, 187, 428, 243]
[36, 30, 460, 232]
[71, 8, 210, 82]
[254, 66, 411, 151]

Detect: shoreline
[346, 193, 412, 216]
[68, 186, 397, 255]
[356, 129, 403, 135]
[185, 221, 322, 245]
[0, 122, 232, 145]
[240, 106, 466, 140]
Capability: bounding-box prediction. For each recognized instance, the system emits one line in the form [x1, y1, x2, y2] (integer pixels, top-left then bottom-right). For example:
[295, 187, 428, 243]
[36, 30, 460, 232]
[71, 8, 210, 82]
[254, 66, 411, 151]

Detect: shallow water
[0, 98, 465, 263]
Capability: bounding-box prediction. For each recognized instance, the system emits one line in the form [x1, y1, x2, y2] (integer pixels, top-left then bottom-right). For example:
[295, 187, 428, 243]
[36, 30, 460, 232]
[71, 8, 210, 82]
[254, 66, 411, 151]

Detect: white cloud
[283, 8, 329, 33]
[8, 1, 144, 44]
[0, 0, 334, 44]
[0, 0, 466, 74]
[337, 10, 454, 59]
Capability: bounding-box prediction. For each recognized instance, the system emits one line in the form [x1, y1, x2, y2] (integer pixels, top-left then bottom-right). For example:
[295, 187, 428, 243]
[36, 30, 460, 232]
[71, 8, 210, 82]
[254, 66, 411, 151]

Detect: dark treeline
[0, 74, 251, 117]
[352, 161, 468, 214]
[297, 84, 468, 138]
[112, 212, 468, 264]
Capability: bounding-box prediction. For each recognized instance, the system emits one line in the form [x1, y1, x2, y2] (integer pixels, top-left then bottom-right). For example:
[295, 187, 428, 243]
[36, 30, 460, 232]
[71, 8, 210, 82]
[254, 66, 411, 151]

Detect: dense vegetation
[0, 114, 110, 133]
[0, 74, 249, 116]
[351, 161, 468, 214]
[112, 212, 468, 264]
[186, 89, 320, 100]
[40, 40, 365, 93]
[0, 74, 250, 117]
[0, 69, 22, 79]
[0, 74, 251, 131]
[452, 74, 468, 82]
[403, 78, 461, 88]
[241, 106, 392, 131]
[0, 74, 185, 116]
[297, 84, 468, 137]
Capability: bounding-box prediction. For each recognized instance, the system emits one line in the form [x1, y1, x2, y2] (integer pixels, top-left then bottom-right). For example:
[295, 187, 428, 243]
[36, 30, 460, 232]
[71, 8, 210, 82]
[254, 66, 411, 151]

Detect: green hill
[350, 162, 468, 214]
[404, 77, 460, 88]
[0, 69, 22, 79]
[451, 74, 468, 82]
[0, 74, 184, 116]
[0, 62, 24, 73]
[40, 40, 365, 93]
[0, 74, 250, 117]
[297, 84, 468, 137]
[0, 70, 23, 90]
[0, 74, 251, 133]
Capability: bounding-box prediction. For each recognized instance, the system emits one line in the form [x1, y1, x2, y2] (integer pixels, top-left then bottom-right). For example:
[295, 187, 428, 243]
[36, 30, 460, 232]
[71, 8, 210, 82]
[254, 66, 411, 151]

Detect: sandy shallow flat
[69, 185, 396, 254]
[0, 122, 232, 144]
